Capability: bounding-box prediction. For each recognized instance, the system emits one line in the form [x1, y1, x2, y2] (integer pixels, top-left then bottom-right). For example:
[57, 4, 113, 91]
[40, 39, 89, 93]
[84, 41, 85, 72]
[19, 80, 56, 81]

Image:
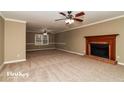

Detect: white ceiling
[1, 11, 124, 33]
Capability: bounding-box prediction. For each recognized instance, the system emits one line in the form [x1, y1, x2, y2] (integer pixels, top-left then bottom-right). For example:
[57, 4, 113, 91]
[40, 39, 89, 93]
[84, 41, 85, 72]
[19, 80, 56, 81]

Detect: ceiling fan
[40, 28, 52, 35]
[55, 11, 85, 24]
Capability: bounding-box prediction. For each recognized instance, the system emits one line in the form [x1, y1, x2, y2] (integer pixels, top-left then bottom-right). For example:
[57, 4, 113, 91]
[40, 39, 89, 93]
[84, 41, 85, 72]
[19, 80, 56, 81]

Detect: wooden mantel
[85, 34, 119, 64]
[84, 34, 119, 38]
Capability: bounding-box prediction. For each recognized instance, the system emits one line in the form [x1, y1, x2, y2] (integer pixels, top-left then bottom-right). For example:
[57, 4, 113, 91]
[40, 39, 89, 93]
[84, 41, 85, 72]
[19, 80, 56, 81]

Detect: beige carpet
[0, 49, 124, 82]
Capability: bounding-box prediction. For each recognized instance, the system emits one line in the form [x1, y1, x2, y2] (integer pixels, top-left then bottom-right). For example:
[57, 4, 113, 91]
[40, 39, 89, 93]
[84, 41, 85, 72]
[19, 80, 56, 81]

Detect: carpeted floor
[0, 49, 124, 82]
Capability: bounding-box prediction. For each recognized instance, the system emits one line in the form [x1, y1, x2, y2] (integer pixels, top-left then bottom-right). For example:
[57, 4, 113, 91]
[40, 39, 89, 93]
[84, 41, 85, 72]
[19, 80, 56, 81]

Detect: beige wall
[55, 17, 124, 63]
[0, 16, 4, 64]
[4, 20, 26, 62]
[26, 32, 55, 51]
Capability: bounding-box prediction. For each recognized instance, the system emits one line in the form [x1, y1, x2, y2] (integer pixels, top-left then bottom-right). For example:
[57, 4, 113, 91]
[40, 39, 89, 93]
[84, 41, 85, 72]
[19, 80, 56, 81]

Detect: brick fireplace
[85, 34, 119, 64]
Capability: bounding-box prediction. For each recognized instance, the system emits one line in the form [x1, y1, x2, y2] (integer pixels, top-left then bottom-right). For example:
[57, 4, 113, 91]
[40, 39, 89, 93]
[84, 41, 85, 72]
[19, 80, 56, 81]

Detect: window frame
[35, 34, 49, 45]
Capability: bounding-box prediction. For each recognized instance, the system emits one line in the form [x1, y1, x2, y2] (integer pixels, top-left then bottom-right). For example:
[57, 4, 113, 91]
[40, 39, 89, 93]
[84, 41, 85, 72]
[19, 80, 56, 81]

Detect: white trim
[26, 43, 35, 45]
[26, 42, 65, 45]
[4, 18, 26, 23]
[118, 62, 124, 66]
[56, 15, 124, 33]
[0, 12, 2, 16]
[0, 12, 5, 19]
[26, 48, 56, 52]
[26, 31, 43, 33]
[57, 48, 85, 56]
[26, 31, 55, 33]
[26, 31, 56, 34]
[49, 42, 56, 45]
[0, 12, 26, 23]
[26, 42, 55, 45]
[4, 59, 26, 64]
[57, 49, 124, 65]
[55, 43, 66, 45]
[0, 63, 4, 71]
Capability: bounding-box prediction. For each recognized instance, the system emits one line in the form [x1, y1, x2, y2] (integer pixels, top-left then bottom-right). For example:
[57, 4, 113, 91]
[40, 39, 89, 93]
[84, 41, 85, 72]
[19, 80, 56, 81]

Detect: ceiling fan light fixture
[43, 32, 47, 35]
[65, 19, 74, 24]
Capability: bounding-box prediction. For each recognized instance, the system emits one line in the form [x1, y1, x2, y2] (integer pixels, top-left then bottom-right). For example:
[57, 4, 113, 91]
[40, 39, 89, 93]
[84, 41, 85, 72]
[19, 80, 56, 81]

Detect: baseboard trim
[57, 48, 85, 56]
[118, 62, 124, 66]
[26, 48, 56, 52]
[4, 59, 26, 64]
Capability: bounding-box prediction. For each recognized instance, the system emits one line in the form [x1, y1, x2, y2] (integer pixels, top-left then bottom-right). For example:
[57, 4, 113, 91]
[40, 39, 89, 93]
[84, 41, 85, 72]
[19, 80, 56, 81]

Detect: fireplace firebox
[90, 43, 109, 59]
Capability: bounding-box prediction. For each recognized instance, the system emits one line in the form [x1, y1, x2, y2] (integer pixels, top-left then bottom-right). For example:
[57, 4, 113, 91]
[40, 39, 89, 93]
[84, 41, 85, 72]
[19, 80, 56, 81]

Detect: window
[35, 34, 42, 45]
[42, 35, 49, 45]
[35, 34, 49, 45]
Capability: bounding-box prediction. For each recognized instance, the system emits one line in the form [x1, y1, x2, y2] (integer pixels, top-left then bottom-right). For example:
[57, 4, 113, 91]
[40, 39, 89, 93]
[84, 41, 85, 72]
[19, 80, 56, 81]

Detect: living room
[0, 11, 124, 82]
[1, 0, 124, 93]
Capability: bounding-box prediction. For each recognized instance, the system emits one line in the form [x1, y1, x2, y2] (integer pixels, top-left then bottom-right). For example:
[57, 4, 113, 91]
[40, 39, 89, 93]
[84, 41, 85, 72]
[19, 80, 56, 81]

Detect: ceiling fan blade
[75, 12, 85, 17]
[73, 18, 83, 22]
[59, 12, 66, 16]
[55, 18, 66, 21]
